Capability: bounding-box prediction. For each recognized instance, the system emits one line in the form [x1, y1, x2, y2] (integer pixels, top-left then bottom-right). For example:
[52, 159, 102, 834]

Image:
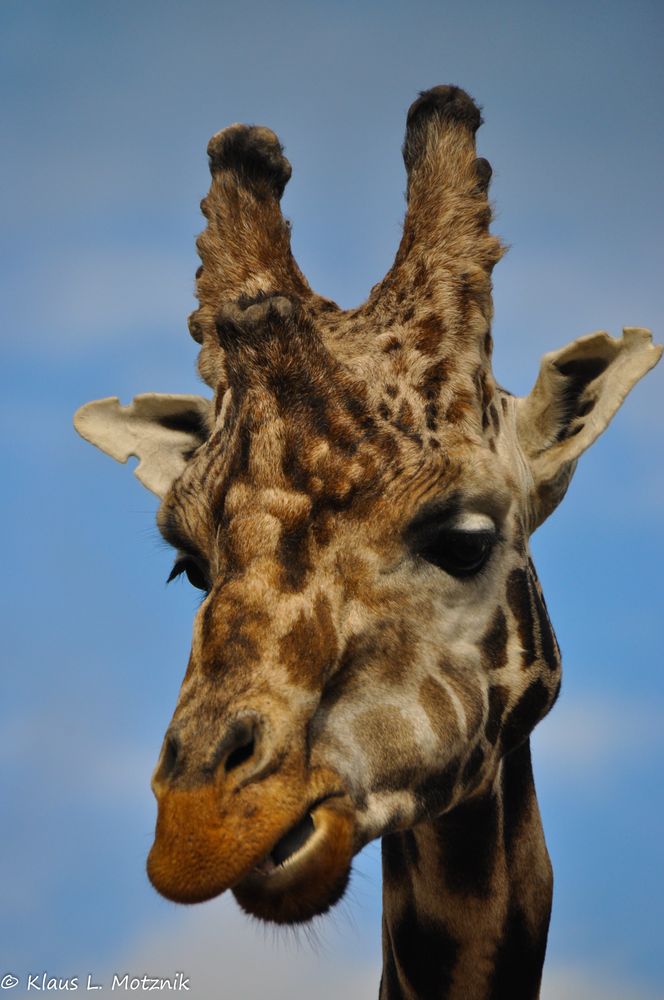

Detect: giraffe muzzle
[146, 763, 355, 921]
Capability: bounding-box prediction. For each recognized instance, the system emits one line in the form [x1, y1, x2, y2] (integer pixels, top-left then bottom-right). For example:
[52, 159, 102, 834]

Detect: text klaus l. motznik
[23, 973, 190, 991]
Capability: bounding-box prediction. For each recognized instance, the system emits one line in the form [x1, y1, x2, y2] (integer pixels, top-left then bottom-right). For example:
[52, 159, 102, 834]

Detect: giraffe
[74, 86, 660, 999]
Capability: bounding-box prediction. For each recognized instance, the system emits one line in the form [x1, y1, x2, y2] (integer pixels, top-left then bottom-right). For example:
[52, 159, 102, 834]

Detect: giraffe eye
[167, 557, 209, 592]
[420, 528, 495, 578]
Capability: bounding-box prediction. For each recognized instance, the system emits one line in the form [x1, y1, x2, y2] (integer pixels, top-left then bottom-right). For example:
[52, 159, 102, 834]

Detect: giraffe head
[75, 87, 660, 925]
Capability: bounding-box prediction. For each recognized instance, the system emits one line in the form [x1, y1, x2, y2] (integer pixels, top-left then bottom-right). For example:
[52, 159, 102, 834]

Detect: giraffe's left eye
[167, 557, 209, 592]
[419, 528, 496, 578]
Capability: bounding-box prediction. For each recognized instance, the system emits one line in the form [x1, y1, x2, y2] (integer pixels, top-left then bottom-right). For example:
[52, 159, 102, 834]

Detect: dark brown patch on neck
[384, 901, 459, 999]
[434, 791, 500, 897]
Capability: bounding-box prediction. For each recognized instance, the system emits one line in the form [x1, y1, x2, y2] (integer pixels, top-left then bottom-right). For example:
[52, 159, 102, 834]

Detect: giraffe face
[74, 86, 660, 929]
[145, 296, 562, 923]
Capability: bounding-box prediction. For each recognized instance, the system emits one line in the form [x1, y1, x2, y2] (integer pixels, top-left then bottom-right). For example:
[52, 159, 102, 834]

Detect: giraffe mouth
[251, 811, 317, 876]
[232, 797, 355, 924]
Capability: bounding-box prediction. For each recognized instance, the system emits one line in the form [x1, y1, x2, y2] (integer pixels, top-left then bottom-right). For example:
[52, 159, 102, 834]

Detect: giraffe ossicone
[74, 85, 661, 997]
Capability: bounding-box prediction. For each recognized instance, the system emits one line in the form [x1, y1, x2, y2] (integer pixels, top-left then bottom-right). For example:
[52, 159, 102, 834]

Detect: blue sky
[1, 1, 663, 997]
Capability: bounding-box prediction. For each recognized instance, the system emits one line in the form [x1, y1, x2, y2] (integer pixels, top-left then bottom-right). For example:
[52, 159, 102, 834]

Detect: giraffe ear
[516, 327, 661, 528]
[74, 394, 212, 498]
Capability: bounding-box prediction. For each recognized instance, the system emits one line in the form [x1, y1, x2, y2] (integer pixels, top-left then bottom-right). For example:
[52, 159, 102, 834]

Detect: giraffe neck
[379, 741, 552, 1000]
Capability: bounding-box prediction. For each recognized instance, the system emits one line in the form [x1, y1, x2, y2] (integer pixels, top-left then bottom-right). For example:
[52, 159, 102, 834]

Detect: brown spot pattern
[279, 593, 338, 689]
[507, 568, 536, 668]
[481, 608, 508, 671]
[419, 676, 459, 745]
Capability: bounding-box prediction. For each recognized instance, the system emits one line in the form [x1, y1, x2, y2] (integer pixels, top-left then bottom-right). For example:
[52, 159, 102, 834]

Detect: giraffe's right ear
[74, 394, 212, 498]
[515, 327, 661, 529]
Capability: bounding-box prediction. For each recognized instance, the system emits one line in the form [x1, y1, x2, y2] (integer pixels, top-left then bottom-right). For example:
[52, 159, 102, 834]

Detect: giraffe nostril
[225, 735, 255, 773]
[156, 715, 268, 789]
[156, 733, 181, 782]
[209, 714, 263, 780]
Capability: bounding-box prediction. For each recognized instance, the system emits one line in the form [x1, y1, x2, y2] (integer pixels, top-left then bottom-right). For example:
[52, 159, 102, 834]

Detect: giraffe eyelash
[167, 556, 210, 593]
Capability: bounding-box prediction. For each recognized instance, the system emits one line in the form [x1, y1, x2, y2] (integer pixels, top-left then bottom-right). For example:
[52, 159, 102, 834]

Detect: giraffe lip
[252, 811, 317, 875]
[249, 792, 346, 877]
[232, 796, 356, 923]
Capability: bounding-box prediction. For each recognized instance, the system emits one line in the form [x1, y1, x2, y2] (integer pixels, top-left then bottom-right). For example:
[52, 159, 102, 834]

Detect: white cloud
[4, 708, 155, 807]
[1, 709, 156, 920]
[105, 894, 381, 1000]
[4, 247, 194, 354]
[533, 695, 664, 786]
[541, 963, 662, 1000]
[104, 903, 663, 1000]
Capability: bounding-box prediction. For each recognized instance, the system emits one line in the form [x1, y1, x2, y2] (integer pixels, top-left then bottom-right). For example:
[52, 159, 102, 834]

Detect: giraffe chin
[232, 801, 355, 924]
